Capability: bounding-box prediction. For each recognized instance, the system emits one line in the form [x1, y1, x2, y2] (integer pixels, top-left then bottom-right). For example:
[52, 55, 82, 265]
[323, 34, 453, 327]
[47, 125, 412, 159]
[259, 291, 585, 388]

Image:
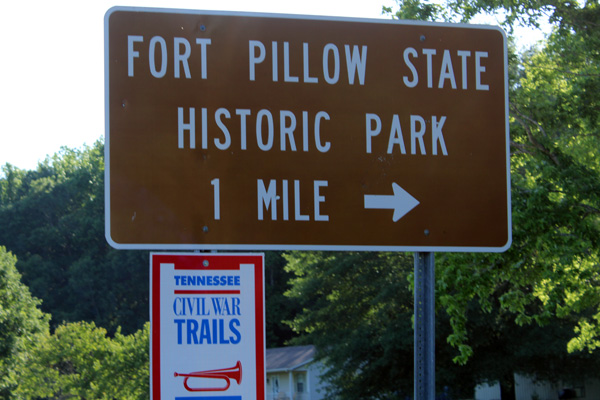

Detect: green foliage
[435, 19, 600, 362]
[14, 321, 149, 400]
[388, 0, 600, 31]
[285, 251, 600, 398]
[0, 248, 149, 400]
[285, 252, 480, 399]
[384, 0, 448, 21]
[0, 143, 298, 398]
[0, 143, 296, 343]
[0, 141, 150, 335]
[264, 252, 301, 347]
[0, 247, 49, 399]
[285, 1, 600, 396]
[285, 252, 414, 399]
[386, 0, 600, 368]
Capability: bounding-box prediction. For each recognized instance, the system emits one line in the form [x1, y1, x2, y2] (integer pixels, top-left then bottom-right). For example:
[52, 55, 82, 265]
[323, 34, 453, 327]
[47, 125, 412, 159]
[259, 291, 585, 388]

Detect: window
[296, 374, 305, 393]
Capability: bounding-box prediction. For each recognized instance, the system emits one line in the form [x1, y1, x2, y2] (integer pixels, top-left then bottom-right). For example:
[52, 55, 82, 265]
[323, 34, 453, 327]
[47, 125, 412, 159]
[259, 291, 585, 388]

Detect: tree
[14, 321, 149, 400]
[265, 251, 301, 347]
[385, 0, 600, 390]
[0, 246, 49, 399]
[285, 2, 600, 395]
[284, 252, 414, 399]
[0, 143, 299, 344]
[0, 141, 150, 335]
[285, 250, 600, 399]
[284, 252, 487, 399]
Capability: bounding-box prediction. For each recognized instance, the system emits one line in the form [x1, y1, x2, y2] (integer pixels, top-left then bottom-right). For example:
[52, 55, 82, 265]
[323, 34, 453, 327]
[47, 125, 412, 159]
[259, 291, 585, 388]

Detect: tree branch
[510, 104, 561, 166]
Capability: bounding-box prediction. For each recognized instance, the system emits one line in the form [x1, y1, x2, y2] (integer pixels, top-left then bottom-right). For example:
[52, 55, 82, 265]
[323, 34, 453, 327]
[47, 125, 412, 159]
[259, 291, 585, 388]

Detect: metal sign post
[414, 252, 435, 400]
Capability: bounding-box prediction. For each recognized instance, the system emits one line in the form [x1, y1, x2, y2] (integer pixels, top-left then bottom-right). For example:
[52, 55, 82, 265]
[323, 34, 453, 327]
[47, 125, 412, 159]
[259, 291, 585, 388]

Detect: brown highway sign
[104, 7, 511, 252]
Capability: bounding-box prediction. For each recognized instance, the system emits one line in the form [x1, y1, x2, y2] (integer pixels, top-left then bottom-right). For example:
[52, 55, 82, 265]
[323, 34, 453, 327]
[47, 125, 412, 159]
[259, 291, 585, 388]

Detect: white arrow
[364, 183, 420, 222]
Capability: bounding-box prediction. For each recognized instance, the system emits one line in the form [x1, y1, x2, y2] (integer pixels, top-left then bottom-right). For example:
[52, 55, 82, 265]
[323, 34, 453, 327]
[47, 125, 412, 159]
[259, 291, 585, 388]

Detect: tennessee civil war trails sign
[150, 253, 266, 400]
[105, 7, 511, 252]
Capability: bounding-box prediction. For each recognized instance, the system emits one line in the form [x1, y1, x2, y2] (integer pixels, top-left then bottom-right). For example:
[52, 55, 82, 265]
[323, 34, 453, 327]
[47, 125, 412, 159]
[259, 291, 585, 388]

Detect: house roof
[266, 345, 316, 372]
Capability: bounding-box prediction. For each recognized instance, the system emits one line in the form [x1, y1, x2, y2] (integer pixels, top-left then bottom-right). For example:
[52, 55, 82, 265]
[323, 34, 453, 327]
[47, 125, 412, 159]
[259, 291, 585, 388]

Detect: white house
[266, 345, 330, 400]
[475, 375, 600, 400]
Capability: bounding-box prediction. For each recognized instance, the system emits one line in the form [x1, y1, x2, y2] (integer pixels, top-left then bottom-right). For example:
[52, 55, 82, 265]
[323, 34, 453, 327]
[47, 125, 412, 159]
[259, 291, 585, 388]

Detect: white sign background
[150, 253, 266, 400]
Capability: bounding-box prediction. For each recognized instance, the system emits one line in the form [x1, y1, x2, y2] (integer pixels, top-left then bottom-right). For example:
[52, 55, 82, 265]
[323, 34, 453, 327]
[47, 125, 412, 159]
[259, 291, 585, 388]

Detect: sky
[0, 0, 547, 172]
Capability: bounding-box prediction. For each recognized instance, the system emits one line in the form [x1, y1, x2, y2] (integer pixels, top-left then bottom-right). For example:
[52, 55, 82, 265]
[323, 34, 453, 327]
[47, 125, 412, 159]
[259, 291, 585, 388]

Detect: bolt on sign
[150, 253, 265, 400]
[104, 7, 511, 252]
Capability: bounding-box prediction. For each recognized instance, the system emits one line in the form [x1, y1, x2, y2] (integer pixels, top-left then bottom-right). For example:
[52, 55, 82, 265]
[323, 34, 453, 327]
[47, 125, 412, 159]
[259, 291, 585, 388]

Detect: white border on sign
[104, 7, 511, 253]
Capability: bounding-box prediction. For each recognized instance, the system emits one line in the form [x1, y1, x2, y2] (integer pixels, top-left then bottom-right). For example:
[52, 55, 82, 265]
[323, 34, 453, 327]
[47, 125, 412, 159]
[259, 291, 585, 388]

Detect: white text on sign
[124, 32, 496, 225]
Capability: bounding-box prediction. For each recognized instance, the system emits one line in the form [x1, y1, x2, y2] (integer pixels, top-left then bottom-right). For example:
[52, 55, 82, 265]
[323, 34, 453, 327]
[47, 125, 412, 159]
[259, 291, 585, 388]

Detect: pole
[414, 252, 435, 400]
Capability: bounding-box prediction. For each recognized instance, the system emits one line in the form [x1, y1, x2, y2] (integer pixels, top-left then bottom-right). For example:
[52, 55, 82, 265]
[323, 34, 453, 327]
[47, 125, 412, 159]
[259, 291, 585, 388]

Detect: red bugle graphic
[174, 361, 242, 392]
